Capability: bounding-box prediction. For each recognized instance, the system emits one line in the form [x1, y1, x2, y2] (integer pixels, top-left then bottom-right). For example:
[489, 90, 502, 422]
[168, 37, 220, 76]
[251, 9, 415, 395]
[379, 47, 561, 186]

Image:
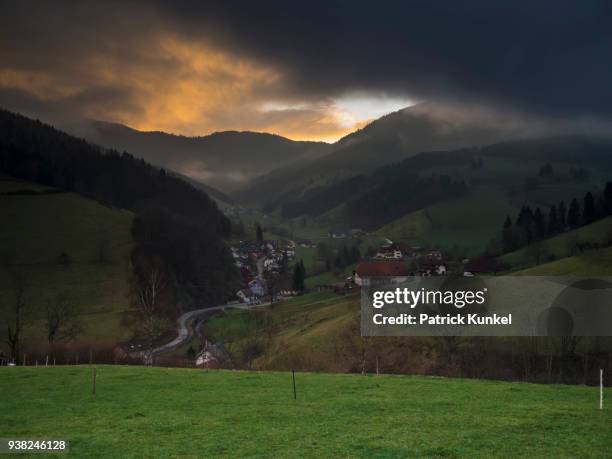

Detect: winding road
[149, 243, 294, 359]
[150, 301, 270, 357]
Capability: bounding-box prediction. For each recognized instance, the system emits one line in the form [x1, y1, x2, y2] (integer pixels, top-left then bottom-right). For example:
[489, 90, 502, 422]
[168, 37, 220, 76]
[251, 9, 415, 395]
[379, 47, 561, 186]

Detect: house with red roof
[353, 261, 409, 286]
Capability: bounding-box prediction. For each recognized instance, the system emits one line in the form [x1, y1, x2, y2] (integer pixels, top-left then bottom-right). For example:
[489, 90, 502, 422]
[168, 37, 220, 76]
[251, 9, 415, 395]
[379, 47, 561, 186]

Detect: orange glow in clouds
[0, 36, 411, 142]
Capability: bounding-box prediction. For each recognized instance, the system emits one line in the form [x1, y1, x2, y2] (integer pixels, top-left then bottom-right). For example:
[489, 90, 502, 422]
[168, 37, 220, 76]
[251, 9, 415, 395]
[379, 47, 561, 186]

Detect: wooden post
[45, 355, 49, 367]
[600, 369, 604, 410]
[292, 369, 297, 401]
[22, 354, 26, 366]
[53, 357, 56, 366]
[92, 367, 97, 395]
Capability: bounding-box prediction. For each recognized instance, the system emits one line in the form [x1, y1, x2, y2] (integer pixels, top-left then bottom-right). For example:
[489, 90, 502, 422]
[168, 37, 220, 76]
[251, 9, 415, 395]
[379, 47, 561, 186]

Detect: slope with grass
[0, 176, 134, 351]
[1, 366, 610, 458]
[200, 291, 360, 372]
[374, 209, 431, 243]
[501, 216, 612, 269]
[514, 246, 612, 276]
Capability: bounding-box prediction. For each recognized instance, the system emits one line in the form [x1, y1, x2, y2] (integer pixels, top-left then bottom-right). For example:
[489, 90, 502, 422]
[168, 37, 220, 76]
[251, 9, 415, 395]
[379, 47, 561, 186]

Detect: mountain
[233, 102, 576, 207]
[76, 120, 332, 192]
[0, 108, 240, 307]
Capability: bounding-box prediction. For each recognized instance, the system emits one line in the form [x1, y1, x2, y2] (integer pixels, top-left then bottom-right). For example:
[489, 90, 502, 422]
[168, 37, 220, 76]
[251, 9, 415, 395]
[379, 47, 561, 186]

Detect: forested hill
[0, 109, 239, 306]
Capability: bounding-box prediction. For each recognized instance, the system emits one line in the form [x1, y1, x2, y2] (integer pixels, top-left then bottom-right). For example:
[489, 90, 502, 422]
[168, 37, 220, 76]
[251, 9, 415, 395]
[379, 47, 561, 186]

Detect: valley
[2, 108, 612, 385]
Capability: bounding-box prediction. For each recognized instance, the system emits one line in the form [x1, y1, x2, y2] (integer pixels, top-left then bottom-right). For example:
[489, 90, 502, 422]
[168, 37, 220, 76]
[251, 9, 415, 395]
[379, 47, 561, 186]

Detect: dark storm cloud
[149, 0, 612, 119]
[1, 0, 611, 135]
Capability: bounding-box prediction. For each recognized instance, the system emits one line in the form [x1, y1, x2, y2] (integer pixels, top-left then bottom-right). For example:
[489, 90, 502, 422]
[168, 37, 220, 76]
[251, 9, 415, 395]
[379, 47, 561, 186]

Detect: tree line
[502, 183, 612, 253]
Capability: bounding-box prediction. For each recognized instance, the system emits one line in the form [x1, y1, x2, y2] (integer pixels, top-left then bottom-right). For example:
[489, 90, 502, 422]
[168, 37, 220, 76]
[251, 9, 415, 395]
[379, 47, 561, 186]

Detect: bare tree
[130, 256, 172, 364]
[6, 272, 30, 362]
[46, 293, 81, 344]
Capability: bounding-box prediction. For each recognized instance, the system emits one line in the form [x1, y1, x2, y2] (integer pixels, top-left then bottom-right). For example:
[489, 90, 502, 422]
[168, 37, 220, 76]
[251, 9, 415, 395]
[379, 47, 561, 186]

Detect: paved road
[150, 301, 270, 357]
[150, 247, 292, 358]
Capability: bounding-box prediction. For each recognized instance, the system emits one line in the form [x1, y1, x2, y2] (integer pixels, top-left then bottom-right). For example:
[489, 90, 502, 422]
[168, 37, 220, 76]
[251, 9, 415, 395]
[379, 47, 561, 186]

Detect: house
[415, 262, 447, 277]
[435, 264, 447, 276]
[236, 288, 255, 304]
[328, 228, 350, 239]
[248, 278, 265, 297]
[195, 342, 230, 368]
[353, 261, 410, 286]
[374, 248, 403, 260]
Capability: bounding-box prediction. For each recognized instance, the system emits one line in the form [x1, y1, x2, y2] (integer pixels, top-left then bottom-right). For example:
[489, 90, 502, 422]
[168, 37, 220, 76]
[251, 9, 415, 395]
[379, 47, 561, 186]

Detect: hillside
[266, 135, 612, 256]
[0, 109, 238, 307]
[515, 246, 612, 276]
[0, 175, 134, 351]
[77, 120, 331, 192]
[233, 102, 564, 207]
[2, 366, 610, 457]
[502, 216, 612, 269]
[0, 109, 244, 363]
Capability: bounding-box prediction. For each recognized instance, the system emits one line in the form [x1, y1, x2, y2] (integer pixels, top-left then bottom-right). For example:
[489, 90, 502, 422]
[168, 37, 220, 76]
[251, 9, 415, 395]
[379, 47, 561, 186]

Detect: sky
[0, 1, 611, 142]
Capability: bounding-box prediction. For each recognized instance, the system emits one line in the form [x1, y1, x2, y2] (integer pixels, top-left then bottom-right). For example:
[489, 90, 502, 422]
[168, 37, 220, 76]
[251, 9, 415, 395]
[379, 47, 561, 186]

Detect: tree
[547, 205, 558, 236]
[130, 255, 172, 364]
[583, 192, 596, 225]
[567, 198, 580, 229]
[292, 259, 306, 292]
[502, 221, 521, 253]
[5, 272, 30, 362]
[256, 224, 263, 242]
[241, 339, 265, 369]
[45, 293, 81, 344]
[539, 163, 553, 177]
[533, 207, 546, 240]
[233, 219, 246, 238]
[558, 201, 567, 229]
[604, 182, 612, 215]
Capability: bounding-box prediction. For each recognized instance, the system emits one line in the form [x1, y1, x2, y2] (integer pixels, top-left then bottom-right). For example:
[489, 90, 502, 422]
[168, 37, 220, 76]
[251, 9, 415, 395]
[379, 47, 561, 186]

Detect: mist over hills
[75, 120, 332, 192]
[16, 100, 612, 207]
[234, 102, 587, 207]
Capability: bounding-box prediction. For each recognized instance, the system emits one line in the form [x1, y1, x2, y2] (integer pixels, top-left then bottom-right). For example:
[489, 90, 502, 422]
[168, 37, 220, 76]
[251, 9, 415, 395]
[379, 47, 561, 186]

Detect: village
[228, 225, 478, 305]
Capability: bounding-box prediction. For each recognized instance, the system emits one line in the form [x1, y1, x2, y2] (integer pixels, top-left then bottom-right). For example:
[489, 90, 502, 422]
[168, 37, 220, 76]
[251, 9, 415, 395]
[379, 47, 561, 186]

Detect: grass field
[0, 176, 135, 351]
[1, 366, 610, 458]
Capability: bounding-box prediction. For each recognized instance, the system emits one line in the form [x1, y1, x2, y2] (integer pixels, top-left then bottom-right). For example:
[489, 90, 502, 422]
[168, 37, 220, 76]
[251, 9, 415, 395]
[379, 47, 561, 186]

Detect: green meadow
[0, 176, 134, 349]
[1, 366, 610, 458]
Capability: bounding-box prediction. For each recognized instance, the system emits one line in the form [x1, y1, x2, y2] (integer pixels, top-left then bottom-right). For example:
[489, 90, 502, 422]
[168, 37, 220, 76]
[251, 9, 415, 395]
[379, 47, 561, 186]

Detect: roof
[355, 261, 409, 277]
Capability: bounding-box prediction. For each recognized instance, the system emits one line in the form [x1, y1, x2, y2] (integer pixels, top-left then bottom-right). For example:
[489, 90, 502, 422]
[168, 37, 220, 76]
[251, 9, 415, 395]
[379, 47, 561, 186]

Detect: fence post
[601, 369, 604, 410]
[92, 367, 97, 395]
[292, 369, 297, 401]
